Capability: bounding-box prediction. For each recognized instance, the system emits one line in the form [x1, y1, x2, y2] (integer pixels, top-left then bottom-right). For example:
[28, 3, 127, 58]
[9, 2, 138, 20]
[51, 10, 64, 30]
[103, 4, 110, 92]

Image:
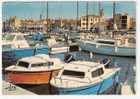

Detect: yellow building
[114, 13, 133, 30]
[80, 15, 105, 31]
[80, 8, 105, 31]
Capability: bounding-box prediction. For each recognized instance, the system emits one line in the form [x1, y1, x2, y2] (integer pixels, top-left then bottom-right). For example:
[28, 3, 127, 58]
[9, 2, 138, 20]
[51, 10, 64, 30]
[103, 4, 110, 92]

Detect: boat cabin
[5, 54, 62, 72]
[57, 61, 105, 82]
[16, 54, 60, 69]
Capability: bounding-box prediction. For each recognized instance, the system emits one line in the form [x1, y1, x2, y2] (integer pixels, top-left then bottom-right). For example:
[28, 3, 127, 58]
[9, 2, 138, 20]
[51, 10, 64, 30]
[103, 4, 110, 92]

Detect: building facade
[114, 13, 134, 30]
[80, 9, 105, 31]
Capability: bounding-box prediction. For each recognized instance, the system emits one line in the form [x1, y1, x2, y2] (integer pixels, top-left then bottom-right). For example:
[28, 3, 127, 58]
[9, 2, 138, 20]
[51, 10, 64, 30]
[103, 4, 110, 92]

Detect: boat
[78, 35, 136, 57]
[5, 54, 63, 84]
[50, 61, 120, 94]
[47, 37, 69, 54]
[78, 1, 135, 57]
[2, 32, 30, 52]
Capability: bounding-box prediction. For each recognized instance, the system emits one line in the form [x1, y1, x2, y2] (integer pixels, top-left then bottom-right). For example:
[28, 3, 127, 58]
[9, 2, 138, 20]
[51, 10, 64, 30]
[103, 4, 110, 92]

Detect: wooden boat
[5, 54, 63, 85]
[50, 61, 120, 94]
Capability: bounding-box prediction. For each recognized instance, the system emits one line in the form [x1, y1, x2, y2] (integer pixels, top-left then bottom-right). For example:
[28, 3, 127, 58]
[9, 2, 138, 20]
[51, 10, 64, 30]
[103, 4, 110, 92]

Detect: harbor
[2, 1, 136, 95]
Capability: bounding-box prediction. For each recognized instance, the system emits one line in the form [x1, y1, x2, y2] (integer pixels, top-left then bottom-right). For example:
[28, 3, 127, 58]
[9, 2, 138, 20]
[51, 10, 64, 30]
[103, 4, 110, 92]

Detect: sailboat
[78, 2, 136, 57]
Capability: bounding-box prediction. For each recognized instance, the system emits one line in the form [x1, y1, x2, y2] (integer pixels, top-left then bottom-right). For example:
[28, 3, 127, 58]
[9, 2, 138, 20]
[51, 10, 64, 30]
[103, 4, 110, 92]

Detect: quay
[2, 81, 35, 95]
[121, 83, 134, 95]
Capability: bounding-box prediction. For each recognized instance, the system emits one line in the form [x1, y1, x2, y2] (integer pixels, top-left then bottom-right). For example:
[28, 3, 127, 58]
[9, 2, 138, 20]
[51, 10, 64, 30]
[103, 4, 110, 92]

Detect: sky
[2, 1, 136, 21]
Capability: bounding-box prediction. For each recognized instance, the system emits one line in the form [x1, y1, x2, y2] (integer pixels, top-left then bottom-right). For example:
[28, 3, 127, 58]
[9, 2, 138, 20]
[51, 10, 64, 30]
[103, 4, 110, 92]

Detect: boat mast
[86, 2, 88, 31]
[46, 1, 49, 34]
[76, 1, 79, 32]
[99, 2, 101, 37]
[112, 1, 116, 38]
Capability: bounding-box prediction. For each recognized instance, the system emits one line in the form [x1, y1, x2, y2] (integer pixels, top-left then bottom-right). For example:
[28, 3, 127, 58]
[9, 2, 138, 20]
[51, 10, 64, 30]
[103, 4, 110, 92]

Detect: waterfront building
[114, 13, 134, 30]
[80, 9, 105, 31]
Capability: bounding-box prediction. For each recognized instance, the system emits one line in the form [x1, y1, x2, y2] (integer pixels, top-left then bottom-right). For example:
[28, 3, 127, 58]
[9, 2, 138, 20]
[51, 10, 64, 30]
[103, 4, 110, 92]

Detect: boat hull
[6, 70, 59, 85]
[78, 41, 135, 57]
[52, 74, 118, 95]
[2, 46, 49, 59]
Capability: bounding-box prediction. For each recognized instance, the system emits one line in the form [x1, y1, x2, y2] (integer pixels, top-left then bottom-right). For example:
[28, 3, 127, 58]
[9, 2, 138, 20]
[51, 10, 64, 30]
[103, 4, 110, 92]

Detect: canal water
[2, 47, 136, 95]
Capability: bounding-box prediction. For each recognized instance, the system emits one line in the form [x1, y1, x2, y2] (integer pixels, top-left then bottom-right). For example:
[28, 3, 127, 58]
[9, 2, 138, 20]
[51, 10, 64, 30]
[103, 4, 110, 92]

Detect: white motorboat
[47, 37, 69, 54]
[2, 33, 30, 52]
[50, 61, 120, 94]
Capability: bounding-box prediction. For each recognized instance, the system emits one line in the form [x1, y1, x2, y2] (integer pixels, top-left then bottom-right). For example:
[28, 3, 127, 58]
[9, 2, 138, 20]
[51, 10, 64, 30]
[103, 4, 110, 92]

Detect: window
[17, 61, 29, 68]
[16, 35, 24, 40]
[83, 18, 86, 21]
[62, 70, 85, 78]
[3, 35, 15, 41]
[31, 62, 54, 67]
[31, 63, 45, 67]
[97, 41, 115, 45]
[82, 23, 85, 25]
[47, 61, 54, 66]
[2, 44, 12, 49]
[92, 68, 104, 78]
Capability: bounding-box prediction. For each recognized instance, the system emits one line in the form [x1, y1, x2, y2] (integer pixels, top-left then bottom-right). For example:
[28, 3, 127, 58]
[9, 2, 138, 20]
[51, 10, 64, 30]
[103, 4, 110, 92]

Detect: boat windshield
[31, 62, 54, 67]
[17, 61, 29, 68]
[62, 70, 85, 78]
[97, 40, 115, 45]
[2, 34, 15, 41]
[91, 68, 104, 78]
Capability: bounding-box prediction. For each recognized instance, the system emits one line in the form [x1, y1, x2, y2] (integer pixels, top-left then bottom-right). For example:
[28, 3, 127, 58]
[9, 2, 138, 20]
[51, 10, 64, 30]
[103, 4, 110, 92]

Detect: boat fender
[115, 46, 118, 52]
[96, 44, 99, 48]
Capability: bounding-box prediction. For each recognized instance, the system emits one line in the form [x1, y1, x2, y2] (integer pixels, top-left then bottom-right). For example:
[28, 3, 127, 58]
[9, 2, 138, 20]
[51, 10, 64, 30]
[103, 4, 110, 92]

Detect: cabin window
[91, 68, 104, 78]
[17, 61, 29, 68]
[31, 62, 54, 67]
[47, 61, 54, 66]
[2, 44, 12, 49]
[2, 35, 15, 41]
[97, 41, 115, 45]
[31, 63, 45, 67]
[16, 35, 24, 40]
[62, 70, 85, 78]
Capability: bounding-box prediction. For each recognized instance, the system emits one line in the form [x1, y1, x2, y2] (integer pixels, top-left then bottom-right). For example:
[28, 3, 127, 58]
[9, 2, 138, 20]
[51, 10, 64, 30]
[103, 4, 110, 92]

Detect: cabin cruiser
[50, 61, 120, 94]
[47, 37, 69, 54]
[5, 54, 63, 84]
[2, 33, 30, 52]
[78, 34, 136, 57]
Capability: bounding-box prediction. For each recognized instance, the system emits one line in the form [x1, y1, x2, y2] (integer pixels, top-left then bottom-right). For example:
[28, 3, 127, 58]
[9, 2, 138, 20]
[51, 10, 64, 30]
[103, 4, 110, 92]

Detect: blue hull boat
[2, 46, 49, 60]
[78, 41, 135, 57]
[50, 61, 120, 95]
[56, 74, 117, 95]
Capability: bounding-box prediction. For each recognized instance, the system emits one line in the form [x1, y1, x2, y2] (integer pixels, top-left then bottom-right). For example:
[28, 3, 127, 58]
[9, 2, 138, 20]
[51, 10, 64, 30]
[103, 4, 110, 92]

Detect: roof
[19, 54, 61, 64]
[19, 56, 46, 64]
[63, 61, 103, 72]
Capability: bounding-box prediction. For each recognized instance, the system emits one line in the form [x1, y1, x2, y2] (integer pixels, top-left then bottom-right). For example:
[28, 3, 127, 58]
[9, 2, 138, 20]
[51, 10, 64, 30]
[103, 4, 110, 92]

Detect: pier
[2, 81, 35, 95]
